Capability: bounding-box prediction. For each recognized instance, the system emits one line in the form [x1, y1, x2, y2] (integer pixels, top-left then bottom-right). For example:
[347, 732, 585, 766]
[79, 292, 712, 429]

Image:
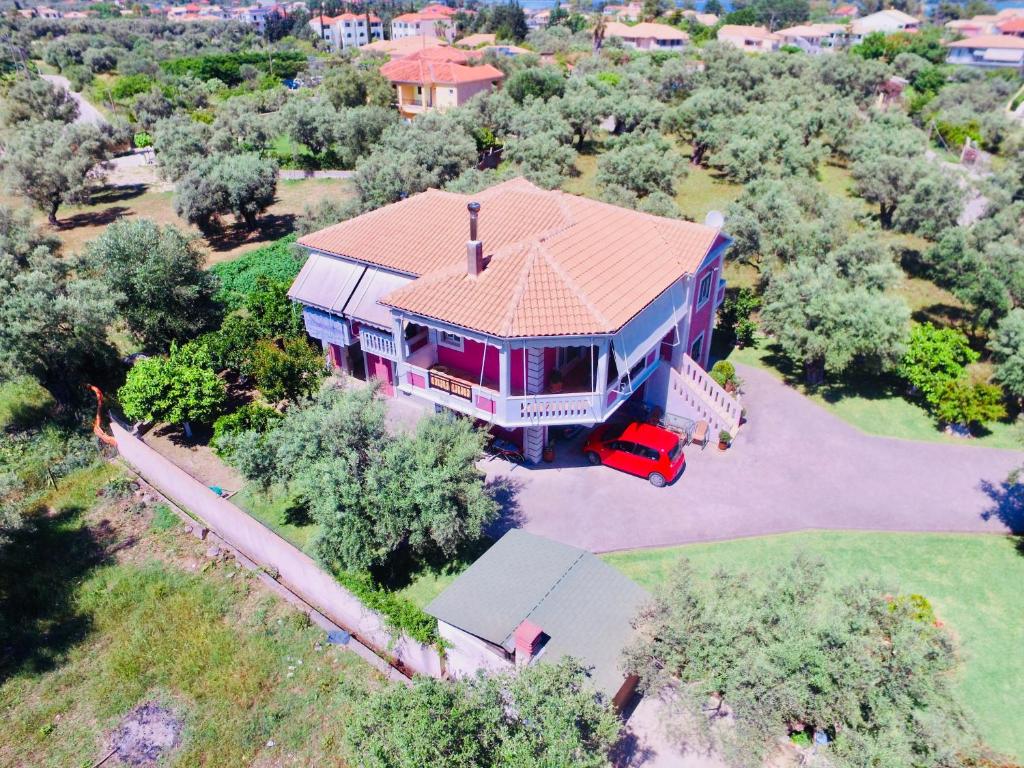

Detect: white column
[671, 276, 695, 372]
[523, 346, 546, 463]
[498, 343, 511, 395]
[392, 314, 405, 363]
[595, 340, 610, 396]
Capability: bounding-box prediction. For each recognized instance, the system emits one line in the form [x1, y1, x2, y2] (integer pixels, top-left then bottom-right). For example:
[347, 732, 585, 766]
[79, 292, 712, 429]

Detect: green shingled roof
[425, 529, 650, 697]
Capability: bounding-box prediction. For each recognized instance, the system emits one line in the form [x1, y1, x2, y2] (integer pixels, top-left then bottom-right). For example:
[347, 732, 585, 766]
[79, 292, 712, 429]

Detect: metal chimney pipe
[468, 201, 480, 241]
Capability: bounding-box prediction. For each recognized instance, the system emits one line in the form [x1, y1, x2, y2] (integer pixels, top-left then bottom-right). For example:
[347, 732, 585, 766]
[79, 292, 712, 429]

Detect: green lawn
[0, 377, 53, 432]
[603, 531, 1024, 761]
[0, 461, 377, 768]
[726, 341, 1020, 450]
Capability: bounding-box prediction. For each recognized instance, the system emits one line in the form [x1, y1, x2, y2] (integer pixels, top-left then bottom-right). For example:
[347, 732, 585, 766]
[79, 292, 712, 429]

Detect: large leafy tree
[354, 112, 478, 209]
[118, 341, 227, 437]
[0, 120, 116, 224]
[760, 240, 909, 383]
[597, 129, 685, 200]
[345, 658, 620, 768]
[83, 219, 220, 350]
[624, 556, 980, 768]
[175, 152, 278, 231]
[2, 76, 79, 126]
[223, 385, 497, 573]
[989, 308, 1024, 403]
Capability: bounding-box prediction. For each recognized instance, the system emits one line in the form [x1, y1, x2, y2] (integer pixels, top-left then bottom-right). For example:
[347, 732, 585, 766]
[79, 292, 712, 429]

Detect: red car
[583, 421, 685, 487]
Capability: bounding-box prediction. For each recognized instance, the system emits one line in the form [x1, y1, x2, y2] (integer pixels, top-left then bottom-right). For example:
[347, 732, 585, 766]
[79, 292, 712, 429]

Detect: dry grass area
[0, 460, 380, 768]
[0, 177, 354, 264]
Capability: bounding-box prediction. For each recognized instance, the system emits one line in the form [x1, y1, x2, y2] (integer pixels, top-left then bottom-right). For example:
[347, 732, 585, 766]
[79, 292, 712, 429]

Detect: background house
[391, 5, 457, 42]
[848, 9, 920, 42]
[604, 21, 689, 50]
[775, 23, 845, 52]
[309, 12, 383, 51]
[378, 48, 504, 118]
[717, 24, 781, 52]
[947, 34, 1024, 70]
[425, 529, 650, 709]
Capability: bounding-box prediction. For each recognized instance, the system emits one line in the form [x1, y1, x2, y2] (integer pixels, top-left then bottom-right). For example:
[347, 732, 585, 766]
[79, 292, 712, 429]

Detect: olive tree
[990, 308, 1024, 403]
[0, 121, 114, 224]
[174, 153, 278, 230]
[2, 76, 79, 126]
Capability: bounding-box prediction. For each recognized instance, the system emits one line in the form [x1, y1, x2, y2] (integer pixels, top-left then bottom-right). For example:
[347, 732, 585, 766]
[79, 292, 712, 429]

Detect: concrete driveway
[482, 363, 1023, 552]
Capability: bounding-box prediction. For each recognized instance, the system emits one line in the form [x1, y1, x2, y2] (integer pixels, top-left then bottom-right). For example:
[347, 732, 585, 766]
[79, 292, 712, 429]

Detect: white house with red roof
[947, 34, 1024, 70]
[379, 47, 504, 118]
[309, 12, 383, 50]
[288, 178, 740, 463]
[717, 24, 781, 52]
[391, 4, 457, 41]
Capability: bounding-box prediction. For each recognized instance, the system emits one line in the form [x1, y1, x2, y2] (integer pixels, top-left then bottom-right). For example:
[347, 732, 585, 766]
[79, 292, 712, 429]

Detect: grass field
[0, 177, 353, 263]
[726, 340, 1019, 449]
[0, 460, 378, 768]
[603, 531, 1024, 761]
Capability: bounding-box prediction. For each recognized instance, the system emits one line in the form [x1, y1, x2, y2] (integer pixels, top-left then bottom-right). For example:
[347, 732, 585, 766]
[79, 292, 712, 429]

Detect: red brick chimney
[514, 620, 546, 664]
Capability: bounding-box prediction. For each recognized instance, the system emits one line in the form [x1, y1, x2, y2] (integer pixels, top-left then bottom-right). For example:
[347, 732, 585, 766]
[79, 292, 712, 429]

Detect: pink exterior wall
[687, 256, 721, 369]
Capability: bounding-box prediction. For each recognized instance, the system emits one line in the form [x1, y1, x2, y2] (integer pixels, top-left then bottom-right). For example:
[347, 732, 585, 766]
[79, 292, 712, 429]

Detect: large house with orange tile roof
[288, 178, 738, 463]
[379, 48, 505, 118]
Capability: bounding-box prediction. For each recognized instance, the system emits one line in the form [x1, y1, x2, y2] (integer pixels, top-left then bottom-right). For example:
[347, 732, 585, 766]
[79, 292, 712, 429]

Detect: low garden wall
[109, 418, 443, 680]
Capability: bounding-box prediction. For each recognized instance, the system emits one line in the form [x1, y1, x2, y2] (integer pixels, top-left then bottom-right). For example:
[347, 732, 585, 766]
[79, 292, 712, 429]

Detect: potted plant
[718, 430, 731, 451]
[548, 369, 564, 394]
[542, 439, 556, 463]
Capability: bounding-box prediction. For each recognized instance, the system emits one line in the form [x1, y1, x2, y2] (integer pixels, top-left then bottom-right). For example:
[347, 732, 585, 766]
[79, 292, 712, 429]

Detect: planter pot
[548, 382, 564, 394]
[718, 441, 729, 451]
[724, 382, 737, 394]
[542, 446, 555, 463]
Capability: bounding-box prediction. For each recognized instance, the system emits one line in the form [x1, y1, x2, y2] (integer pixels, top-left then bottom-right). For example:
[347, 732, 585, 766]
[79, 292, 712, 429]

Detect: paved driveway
[482, 364, 1023, 552]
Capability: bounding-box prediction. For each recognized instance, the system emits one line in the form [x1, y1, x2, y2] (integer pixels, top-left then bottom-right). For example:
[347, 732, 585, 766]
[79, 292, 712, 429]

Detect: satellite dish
[704, 210, 724, 230]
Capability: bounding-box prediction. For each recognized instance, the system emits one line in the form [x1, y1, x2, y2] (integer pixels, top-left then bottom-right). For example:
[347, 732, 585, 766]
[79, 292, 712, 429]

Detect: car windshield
[667, 438, 682, 461]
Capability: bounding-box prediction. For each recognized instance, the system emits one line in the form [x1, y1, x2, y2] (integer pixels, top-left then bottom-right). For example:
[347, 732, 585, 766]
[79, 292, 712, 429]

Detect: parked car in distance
[583, 421, 685, 487]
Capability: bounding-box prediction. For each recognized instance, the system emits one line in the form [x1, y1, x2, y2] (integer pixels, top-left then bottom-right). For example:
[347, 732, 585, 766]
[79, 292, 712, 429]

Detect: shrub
[933, 379, 1006, 428]
[209, 235, 304, 310]
[212, 403, 283, 457]
[898, 323, 977, 406]
[889, 593, 936, 625]
[109, 74, 154, 101]
[334, 570, 438, 645]
[710, 360, 737, 389]
[133, 131, 152, 148]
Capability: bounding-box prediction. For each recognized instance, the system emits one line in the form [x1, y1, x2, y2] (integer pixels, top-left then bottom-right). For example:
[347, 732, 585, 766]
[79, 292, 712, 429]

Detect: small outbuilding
[426, 529, 650, 709]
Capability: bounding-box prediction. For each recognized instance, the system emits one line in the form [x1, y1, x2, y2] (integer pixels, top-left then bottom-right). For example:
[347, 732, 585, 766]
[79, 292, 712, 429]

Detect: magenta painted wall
[687, 259, 720, 369]
[437, 338, 500, 385]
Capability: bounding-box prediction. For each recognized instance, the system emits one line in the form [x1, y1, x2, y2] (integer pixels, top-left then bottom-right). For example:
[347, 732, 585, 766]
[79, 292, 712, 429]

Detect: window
[638, 446, 659, 462]
[438, 330, 464, 351]
[697, 271, 714, 307]
[690, 333, 704, 363]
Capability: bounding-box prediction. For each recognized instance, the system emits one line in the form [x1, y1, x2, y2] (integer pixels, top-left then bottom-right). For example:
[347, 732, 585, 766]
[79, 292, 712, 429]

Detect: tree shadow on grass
[0, 506, 111, 684]
[91, 183, 148, 205]
[204, 213, 297, 253]
[56, 205, 130, 230]
[979, 477, 1024, 535]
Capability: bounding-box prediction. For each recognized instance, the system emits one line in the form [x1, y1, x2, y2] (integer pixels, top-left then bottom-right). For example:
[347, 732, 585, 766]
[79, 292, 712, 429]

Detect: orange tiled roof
[999, 18, 1024, 32]
[948, 33, 1024, 48]
[379, 49, 502, 85]
[605, 21, 690, 41]
[362, 36, 449, 57]
[298, 178, 722, 338]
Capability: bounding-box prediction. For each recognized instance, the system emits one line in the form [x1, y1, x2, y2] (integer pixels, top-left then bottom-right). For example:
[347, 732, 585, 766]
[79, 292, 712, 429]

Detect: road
[41, 73, 108, 127]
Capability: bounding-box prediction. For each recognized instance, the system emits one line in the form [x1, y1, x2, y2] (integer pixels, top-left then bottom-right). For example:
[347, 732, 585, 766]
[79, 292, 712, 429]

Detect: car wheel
[586, 451, 601, 466]
[648, 472, 666, 488]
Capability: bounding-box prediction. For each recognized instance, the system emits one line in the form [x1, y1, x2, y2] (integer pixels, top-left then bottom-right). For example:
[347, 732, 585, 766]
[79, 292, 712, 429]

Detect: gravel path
[41, 73, 108, 127]
[482, 363, 1023, 552]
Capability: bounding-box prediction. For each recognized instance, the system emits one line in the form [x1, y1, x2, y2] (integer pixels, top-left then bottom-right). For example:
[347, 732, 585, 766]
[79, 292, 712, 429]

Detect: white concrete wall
[439, 621, 513, 679]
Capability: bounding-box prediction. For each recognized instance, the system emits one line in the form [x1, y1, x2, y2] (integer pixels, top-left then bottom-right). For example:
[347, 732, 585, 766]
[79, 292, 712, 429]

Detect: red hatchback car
[583, 421, 685, 487]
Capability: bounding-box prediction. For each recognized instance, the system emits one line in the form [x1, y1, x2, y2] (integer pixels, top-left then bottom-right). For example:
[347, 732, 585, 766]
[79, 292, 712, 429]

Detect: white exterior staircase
[646, 355, 743, 439]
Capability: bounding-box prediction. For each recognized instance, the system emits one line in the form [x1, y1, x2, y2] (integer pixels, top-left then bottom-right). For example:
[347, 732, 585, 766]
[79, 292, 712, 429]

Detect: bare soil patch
[105, 701, 182, 766]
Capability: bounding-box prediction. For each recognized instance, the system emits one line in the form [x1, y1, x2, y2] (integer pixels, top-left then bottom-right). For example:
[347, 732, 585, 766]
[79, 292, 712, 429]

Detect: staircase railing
[671, 355, 743, 435]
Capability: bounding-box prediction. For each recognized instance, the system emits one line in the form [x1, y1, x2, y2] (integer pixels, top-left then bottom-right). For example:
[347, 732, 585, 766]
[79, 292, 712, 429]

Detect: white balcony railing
[360, 327, 397, 361]
[505, 392, 598, 426]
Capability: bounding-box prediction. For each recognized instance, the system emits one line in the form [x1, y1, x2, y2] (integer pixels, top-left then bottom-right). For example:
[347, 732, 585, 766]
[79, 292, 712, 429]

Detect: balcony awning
[983, 48, 1024, 62]
[611, 281, 686, 372]
[288, 252, 365, 313]
[344, 267, 411, 330]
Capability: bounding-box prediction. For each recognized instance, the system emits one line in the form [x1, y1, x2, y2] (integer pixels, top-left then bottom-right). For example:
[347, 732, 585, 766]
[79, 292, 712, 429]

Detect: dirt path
[41, 73, 108, 127]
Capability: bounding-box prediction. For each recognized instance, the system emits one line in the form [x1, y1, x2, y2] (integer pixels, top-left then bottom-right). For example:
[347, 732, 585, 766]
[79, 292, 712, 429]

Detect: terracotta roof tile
[379, 49, 503, 84]
[298, 178, 721, 338]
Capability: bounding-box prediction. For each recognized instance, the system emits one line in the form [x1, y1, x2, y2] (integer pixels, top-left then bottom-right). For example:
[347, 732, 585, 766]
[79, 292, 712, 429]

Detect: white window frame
[438, 330, 464, 352]
[697, 271, 714, 308]
[690, 333, 704, 363]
